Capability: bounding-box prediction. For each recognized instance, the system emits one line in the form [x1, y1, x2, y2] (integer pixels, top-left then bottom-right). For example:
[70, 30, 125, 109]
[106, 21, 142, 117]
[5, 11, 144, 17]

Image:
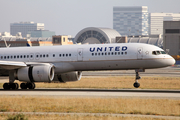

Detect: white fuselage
[0, 43, 175, 74]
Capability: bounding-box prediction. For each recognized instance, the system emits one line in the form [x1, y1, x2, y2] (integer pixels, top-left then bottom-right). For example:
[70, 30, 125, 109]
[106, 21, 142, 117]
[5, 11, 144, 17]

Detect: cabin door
[77, 48, 83, 61]
[137, 47, 143, 59]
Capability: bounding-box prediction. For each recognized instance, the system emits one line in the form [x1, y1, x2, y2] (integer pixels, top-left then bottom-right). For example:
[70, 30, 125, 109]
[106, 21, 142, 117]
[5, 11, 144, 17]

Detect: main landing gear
[3, 70, 36, 90]
[3, 82, 36, 90]
[133, 69, 144, 88]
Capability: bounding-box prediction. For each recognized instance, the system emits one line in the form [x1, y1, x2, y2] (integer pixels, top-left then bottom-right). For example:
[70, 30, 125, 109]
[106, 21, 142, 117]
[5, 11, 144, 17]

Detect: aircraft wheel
[27, 83, 35, 89]
[11, 83, 17, 90]
[133, 82, 140, 88]
[20, 83, 27, 89]
[15, 83, 19, 89]
[3, 83, 10, 90]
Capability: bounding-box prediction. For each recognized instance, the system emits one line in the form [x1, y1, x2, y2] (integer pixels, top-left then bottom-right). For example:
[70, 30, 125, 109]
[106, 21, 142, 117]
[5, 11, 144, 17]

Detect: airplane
[0, 43, 175, 90]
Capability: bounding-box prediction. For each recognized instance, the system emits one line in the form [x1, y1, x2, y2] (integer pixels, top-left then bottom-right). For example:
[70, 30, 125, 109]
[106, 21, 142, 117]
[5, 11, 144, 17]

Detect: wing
[0, 61, 27, 70]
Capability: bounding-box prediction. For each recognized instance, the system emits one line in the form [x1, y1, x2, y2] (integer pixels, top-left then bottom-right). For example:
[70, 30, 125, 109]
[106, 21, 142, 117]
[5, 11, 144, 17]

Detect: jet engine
[15, 64, 54, 82]
[56, 71, 82, 83]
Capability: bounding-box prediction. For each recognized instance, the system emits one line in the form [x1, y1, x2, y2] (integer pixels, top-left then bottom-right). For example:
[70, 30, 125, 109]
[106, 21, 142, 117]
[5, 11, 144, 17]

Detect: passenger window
[40, 55, 42, 58]
[14, 56, 16, 59]
[63, 54, 65, 57]
[17, 56, 19, 58]
[66, 54, 68, 56]
[43, 54, 45, 57]
[111, 52, 113, 55]
[108, 52, 110, 55]
[4, 56, 6, 59]
[30, 55, 33, 58]
[102, 53, 104, 55]
[105, 52, 107, 55]
[1, 56, 3, 59]
[115, 52, 117, 55]
[92, 53, 94, 56]
[98, 53, 100, 55]
[121, 52, 124, 55]
[7, 56, 9, 59]
[69, 54, 71, 56]
[125, 52, 127, 55]
[59, 54, 61, 57]
[27, 55, 29, 58]
[11, 56, 13, 59]
[46, 54, 49, 57]
[118, 52, 120, 55]
[95, 53, 97, 56]
[53, 54, 55, 57]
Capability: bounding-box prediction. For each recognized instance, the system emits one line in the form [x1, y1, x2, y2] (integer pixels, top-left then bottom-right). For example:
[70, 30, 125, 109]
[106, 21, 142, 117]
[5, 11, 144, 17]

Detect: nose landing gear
[133, 69, 144, 88]
[133, 72, 141, 88]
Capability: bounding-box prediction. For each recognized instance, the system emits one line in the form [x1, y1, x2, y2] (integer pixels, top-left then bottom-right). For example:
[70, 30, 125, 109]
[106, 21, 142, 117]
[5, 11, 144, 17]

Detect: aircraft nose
[168, 56, 176, 66]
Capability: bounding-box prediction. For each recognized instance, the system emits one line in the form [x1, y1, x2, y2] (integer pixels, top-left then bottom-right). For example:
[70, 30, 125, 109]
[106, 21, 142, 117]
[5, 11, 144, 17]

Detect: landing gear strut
[133, 71, 141, 88]
[133, 69, 144, 88]
[3, 70, 36, 90]
[3, 70, 19, 90]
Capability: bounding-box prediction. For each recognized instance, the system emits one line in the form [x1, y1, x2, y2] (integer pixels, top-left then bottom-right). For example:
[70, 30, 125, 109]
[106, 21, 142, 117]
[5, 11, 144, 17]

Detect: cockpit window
[152, 51, 166, 55]
[152, 51, 156, 55]
[156, 51, 160, 55]
[161, 51, 166, 54]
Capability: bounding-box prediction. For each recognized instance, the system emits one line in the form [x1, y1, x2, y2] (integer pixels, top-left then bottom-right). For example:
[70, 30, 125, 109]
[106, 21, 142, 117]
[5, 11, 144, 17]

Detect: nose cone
[168, 56, 176, 66]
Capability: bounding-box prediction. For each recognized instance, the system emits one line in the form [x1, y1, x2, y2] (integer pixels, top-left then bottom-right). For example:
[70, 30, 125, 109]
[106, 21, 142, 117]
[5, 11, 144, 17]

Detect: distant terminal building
[163, 21, 180, 59]
[149, 13, 180, 36]
[113, 6, 149, 36]
[10, 21, 44, 37]
[127, 36, 163, 48]
[52, 35, 73, 45]
[0, 37, 52, 47]
[0, 35, 73, 47]
[74, 27, 121, 44]
[29, 30, 55, 38]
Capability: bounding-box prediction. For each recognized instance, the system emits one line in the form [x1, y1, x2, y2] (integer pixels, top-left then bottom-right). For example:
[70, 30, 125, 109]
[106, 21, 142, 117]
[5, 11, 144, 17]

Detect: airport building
[163, 21, 180, 57]
[29, 30, 55, 38]
[74, 27, 163, 48]
[10, 22, 44, 37]
[149, 13, 180, 36]
[113, 6, 149, 36]
[74, 27, 121, 44]
[0, 35, 73, 47]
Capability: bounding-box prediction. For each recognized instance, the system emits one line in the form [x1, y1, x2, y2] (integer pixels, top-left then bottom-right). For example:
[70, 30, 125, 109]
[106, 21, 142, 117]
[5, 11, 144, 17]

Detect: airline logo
[89, 46, 127, 52]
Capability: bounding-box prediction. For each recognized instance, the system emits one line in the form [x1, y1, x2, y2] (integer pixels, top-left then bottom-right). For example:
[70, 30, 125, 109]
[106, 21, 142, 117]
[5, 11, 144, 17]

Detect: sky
[0, 0, 180, 37]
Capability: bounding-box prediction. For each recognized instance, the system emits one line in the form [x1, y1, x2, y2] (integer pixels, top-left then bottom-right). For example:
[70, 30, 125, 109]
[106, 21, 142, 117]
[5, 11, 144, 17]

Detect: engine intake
[15, 64, 54, 82]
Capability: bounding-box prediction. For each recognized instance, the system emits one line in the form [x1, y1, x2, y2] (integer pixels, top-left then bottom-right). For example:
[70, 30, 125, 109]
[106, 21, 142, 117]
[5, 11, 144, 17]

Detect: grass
[0, 114, 175, 120]
[0, 76, 180, 89]
[0, 96, 179, 117]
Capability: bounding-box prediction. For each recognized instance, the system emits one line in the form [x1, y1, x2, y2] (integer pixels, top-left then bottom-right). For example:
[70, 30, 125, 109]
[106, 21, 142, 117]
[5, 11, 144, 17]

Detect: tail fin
[26, 43, 31, 47]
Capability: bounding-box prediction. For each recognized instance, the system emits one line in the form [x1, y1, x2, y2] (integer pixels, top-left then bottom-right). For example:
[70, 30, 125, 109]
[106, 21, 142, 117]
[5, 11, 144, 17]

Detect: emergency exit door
[77, 48, 83, 61]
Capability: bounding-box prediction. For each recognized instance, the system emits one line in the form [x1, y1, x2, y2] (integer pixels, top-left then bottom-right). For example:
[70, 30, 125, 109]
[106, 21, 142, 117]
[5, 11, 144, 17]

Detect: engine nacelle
[15, 64, 54, 82]
[56, 71, 82, 83]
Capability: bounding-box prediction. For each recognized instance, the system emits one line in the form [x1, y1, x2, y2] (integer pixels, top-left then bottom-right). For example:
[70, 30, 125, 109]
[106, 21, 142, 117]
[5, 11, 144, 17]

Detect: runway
[0, 89, 179, 99]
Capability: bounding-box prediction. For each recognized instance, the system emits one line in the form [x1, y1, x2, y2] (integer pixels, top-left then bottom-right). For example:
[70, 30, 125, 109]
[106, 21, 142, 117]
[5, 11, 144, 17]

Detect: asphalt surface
[0, 88, 179, 99]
